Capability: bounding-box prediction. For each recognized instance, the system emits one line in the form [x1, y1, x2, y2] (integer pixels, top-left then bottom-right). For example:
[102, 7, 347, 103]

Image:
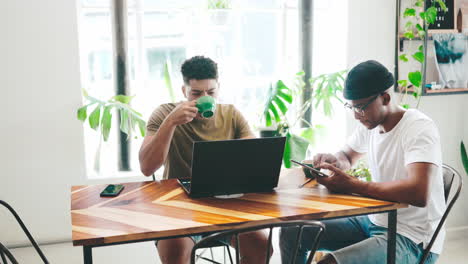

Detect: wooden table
[71, 169, 407, 264]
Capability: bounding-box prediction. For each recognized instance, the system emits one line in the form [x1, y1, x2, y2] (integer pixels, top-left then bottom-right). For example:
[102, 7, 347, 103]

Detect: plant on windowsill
[207, 0, 231, 25]
[397, 0, 447, 108]
[261, 70, 346, 168]
[77, 90, 146, 173]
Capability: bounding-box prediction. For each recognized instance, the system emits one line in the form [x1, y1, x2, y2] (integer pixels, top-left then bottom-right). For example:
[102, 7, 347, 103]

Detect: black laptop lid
[189, 137, 286, 198]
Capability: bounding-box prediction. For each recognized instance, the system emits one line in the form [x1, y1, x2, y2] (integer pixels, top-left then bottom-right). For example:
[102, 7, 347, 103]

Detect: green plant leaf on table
[283, 132, 309, 168]
[461, 141, 468, 176]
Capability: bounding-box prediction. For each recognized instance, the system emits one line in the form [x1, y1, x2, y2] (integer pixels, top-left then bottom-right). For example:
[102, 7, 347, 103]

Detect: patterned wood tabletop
[71, 168, 407, 246]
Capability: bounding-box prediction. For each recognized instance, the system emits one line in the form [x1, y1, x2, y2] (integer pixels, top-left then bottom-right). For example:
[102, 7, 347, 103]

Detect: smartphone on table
[100, 184, 125, 197]
[290, 160, 329, 178]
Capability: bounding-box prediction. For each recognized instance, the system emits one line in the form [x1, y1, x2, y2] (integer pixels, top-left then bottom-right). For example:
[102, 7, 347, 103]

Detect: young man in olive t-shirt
[139, 56, 271, 264]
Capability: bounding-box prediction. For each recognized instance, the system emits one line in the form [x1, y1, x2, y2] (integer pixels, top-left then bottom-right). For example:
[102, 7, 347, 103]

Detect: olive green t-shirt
[146, 103, 254, 179]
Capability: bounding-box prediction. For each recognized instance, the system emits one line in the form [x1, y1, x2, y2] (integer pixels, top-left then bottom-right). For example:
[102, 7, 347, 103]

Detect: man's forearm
[139, 119, 176, 176]
[350, 179, 427, 207]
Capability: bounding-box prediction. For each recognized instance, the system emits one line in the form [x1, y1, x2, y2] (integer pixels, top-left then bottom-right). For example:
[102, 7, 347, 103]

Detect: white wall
[1, 0, 86, 245]
[347, 0, 468, 232]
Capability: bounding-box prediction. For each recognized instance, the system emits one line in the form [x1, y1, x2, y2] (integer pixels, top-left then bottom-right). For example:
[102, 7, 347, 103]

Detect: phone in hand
[290, 160, 329, 178]
[100, 184, 125, 197]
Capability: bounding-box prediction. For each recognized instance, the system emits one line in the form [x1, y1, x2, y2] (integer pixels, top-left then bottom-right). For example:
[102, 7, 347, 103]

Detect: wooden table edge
[72, 202, 407, 247]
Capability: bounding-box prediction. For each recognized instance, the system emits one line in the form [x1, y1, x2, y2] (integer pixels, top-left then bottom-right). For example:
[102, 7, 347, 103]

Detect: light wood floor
[9, 234, 468, 263]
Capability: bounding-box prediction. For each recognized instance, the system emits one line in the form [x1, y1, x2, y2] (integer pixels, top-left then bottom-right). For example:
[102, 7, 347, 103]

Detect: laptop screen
[186, 137, 286, 198]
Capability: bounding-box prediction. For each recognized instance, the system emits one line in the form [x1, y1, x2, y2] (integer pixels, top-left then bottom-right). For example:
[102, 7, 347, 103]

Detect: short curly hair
[181, 56, 218, 84]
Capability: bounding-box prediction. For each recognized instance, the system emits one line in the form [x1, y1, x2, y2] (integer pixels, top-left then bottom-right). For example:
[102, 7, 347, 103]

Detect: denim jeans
[279, 215, 438, 264]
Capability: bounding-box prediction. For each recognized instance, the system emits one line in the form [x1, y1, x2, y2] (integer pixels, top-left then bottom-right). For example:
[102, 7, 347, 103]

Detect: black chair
[0, 200, 49, 264]
[190, 220, 326, 264]
[418, 164, 463, 264]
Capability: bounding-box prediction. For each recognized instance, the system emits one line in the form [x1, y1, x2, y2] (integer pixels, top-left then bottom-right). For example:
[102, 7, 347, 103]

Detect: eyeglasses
[344, 94, 380, 115]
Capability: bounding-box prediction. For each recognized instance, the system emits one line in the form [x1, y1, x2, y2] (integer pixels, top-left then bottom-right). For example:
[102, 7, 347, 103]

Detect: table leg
[387, 210, 397, 264]
[83, 246, 93, 264]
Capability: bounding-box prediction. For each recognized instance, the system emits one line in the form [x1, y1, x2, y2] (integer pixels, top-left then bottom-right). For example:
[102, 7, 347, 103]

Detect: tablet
[290, 160, 329, 178]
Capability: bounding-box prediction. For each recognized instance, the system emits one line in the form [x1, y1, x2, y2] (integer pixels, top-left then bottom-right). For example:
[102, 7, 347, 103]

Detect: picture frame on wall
[426, 0, 458, 33]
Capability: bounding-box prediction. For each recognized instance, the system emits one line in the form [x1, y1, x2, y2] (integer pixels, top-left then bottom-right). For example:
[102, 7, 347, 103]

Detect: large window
[77, 0, 348, 179]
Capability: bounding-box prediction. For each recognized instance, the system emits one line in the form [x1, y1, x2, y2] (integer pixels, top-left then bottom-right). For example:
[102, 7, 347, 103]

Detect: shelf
[396, 87, 468, 96]
[425, 88, 468, 95]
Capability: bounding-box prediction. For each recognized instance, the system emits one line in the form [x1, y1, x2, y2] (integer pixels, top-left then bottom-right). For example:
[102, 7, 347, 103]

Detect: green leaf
[77, 105, 88, 121]
[420, 11, 427, 21]
[283, 132, 309, 168]
[398, 79, 408, 87]
[436, 0, 447, 11]
[263, 80, 292, 127]
[415, 23, 423, 32]
[88, 105, 101, 130]
[300, 128, 315, 145]
[101, 105, 112, 141]
[425, 7, 437, 24]
[404, 31, 415, 39]
[415, 0, 423, 7]
[418, 45, 423, 52]
[412, 51, 425, 63]
[164, 60, 176, 103]
[412, 92, 419, 98]
[399, 54, 409, 62]
[120, 108, 129, 135]
[265, 111, 272, 127]
[113, 94, 134, 104]
[408, 71, 422, 88]
[404, 8, 416, 17]
[461, 141, 468, 176]
[137, 119, 146, 137]
[405, 21, 413, 29]
[401, 104, 410, 109]
[273, 97, 288, 115]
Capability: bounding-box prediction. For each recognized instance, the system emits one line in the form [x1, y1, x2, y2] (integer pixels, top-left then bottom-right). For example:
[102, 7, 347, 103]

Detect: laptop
[178, 137, 286, 198]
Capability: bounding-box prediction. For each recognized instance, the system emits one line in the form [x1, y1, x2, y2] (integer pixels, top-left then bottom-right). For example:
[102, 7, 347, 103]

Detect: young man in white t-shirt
[280, 60, 445, 264]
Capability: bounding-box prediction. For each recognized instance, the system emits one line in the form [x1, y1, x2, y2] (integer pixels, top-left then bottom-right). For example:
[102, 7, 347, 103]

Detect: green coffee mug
[196, 96, 216, 118]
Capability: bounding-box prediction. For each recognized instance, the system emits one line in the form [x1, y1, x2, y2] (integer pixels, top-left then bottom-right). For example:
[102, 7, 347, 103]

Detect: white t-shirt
[347, 109, 446, 254]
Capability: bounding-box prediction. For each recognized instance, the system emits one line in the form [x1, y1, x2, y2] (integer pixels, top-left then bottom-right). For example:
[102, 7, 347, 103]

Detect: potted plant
[207, 0, 231, 26]
[397, 0, 448, 108]
[77, 90, 146, 173]
[261, 70, 346, 168]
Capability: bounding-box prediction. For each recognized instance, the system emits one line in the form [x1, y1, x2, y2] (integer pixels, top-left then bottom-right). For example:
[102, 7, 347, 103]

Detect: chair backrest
[190, 220, 325, 264]
[419, 164, 463, 264]
[0, 242, 18, 264]
[0, 200, 49, 264]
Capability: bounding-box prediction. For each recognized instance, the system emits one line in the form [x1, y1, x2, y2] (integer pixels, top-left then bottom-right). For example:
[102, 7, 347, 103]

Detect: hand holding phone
[100, 184, 125, 197]
[290, 160, 329, 178]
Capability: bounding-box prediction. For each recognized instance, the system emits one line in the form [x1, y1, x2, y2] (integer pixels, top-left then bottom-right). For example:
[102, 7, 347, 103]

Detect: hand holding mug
[167, 101, 198, 126]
